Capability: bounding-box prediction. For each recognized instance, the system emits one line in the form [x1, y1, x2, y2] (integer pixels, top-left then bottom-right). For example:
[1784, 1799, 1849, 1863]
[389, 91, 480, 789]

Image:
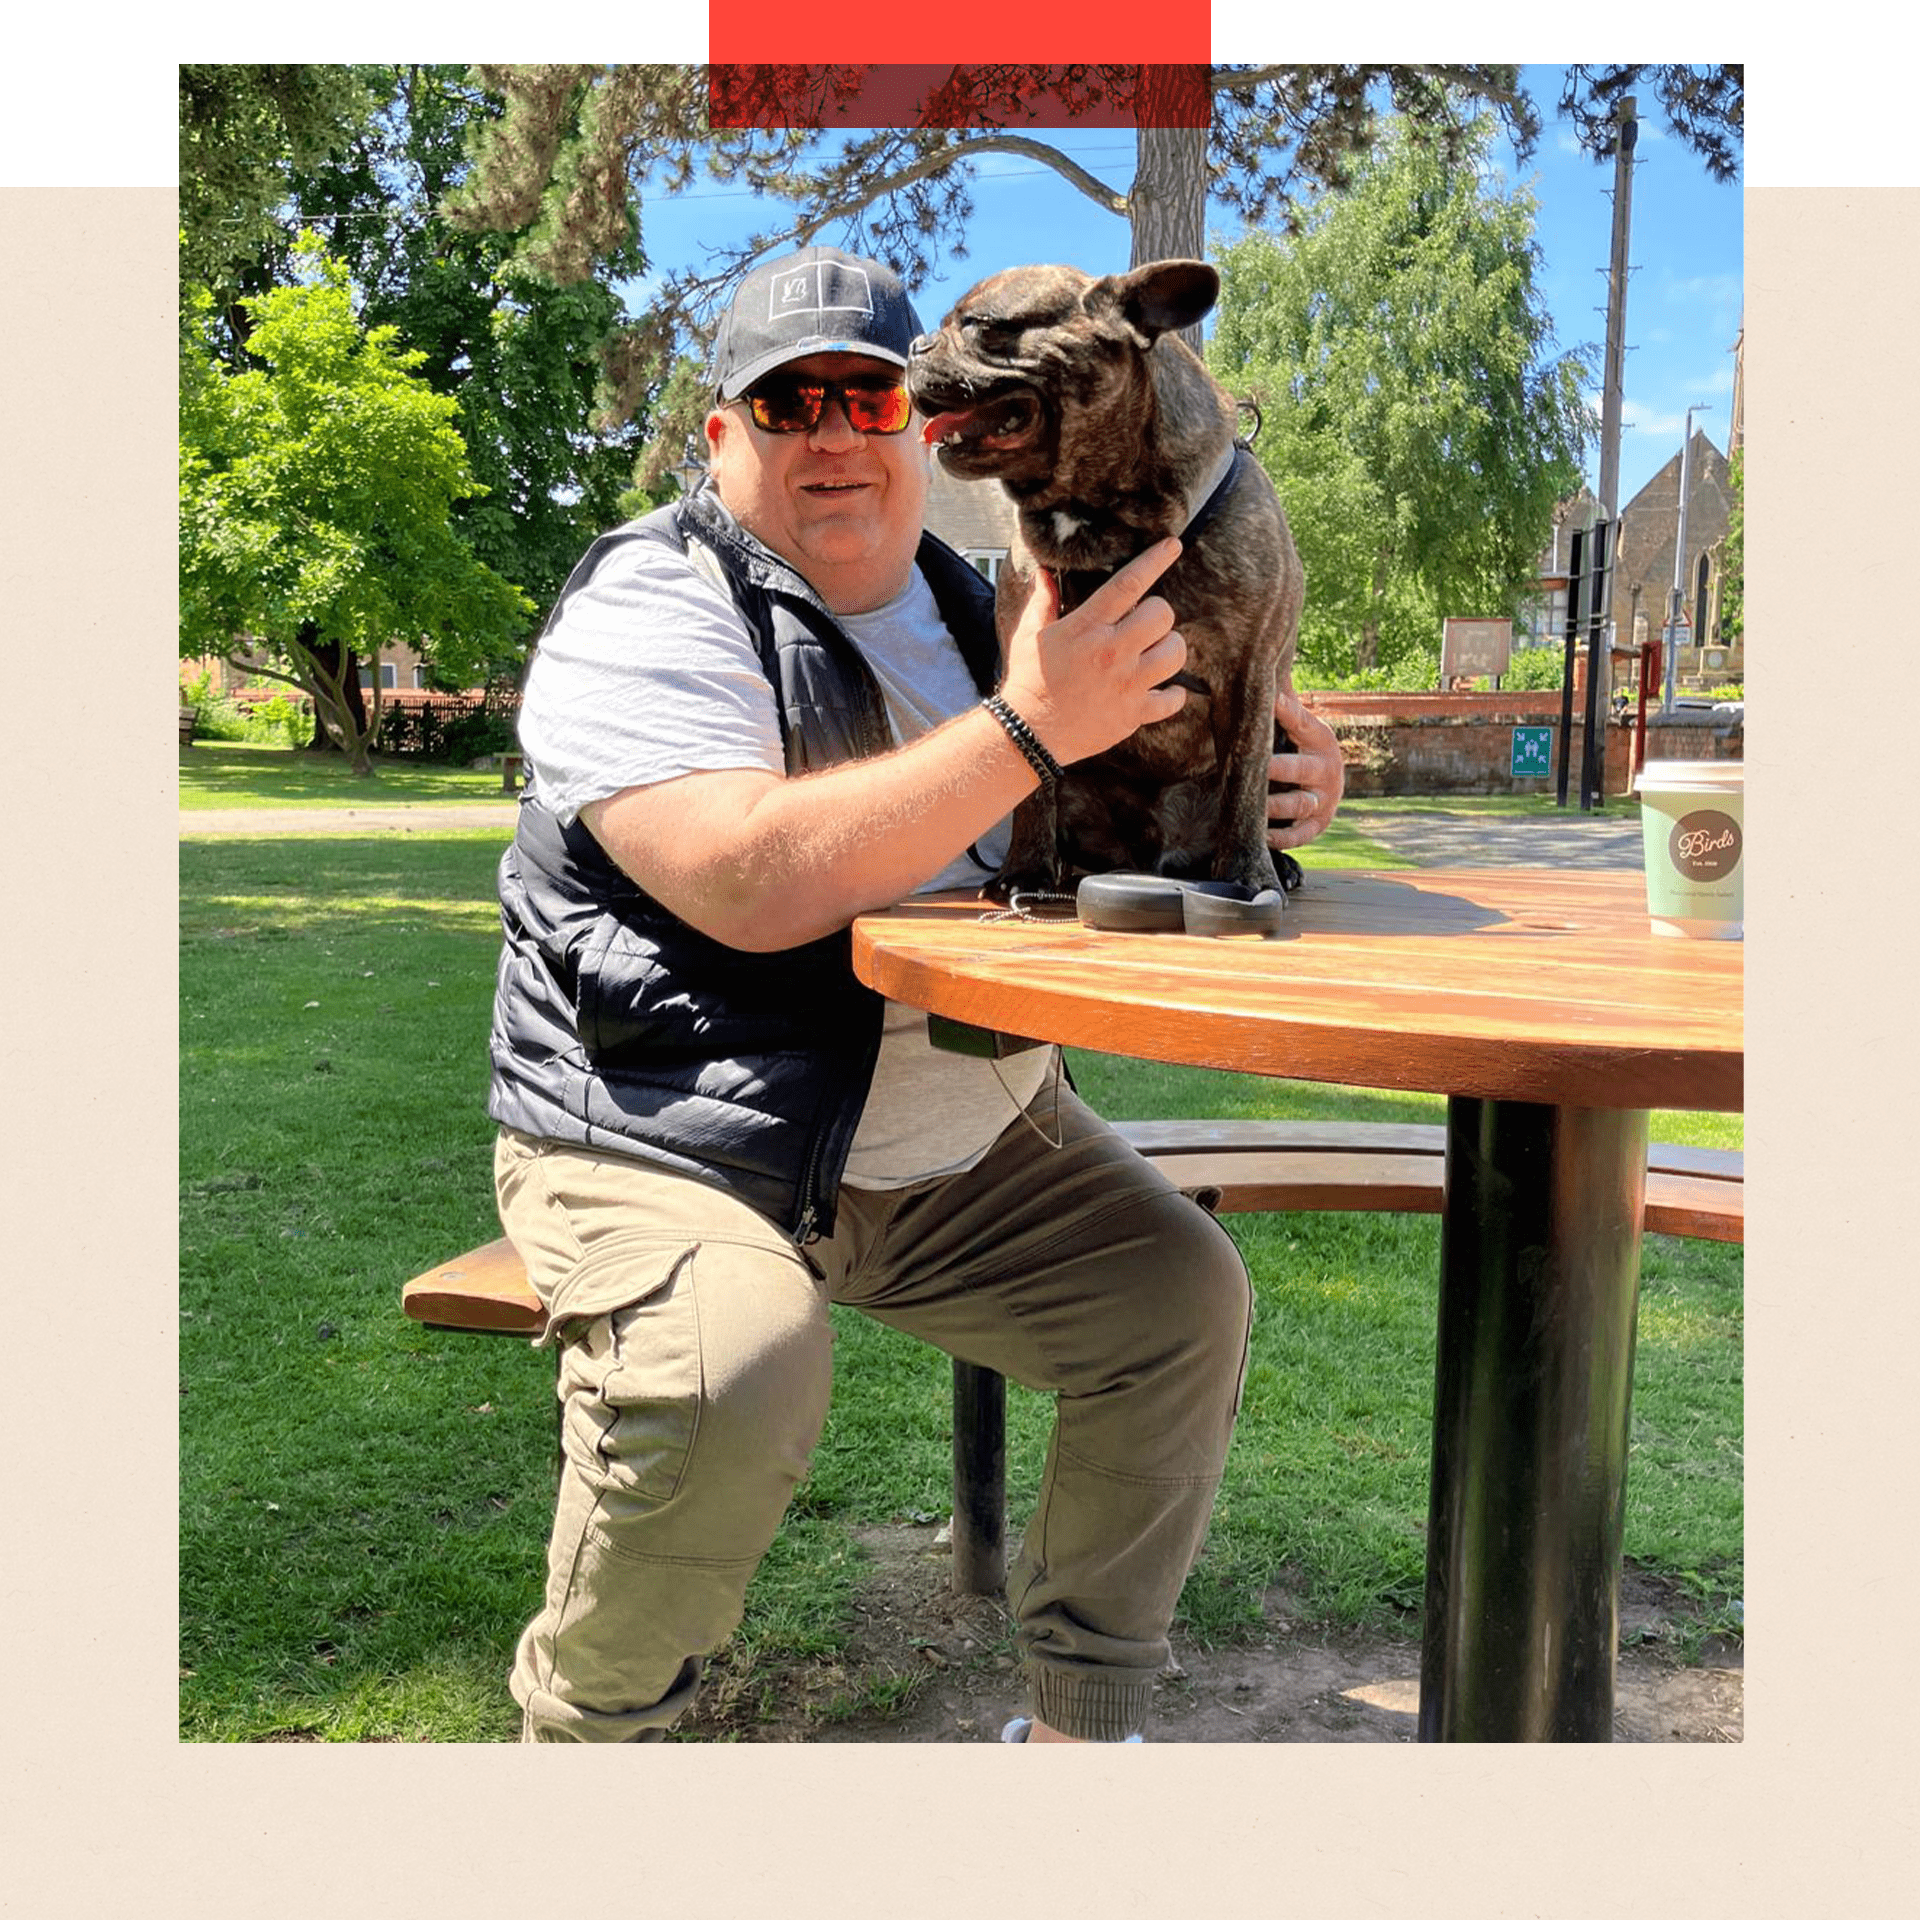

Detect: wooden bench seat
[403, 1120, 1742, 1591]
[1108, 1120, 1744, 1245]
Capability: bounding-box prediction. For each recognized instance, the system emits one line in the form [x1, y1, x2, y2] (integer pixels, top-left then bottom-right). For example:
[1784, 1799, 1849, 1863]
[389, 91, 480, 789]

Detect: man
[487, 246, 1345, 1743]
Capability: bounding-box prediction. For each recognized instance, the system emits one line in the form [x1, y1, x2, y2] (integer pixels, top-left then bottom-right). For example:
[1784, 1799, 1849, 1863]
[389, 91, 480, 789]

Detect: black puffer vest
[486, 487, 1001, 1243]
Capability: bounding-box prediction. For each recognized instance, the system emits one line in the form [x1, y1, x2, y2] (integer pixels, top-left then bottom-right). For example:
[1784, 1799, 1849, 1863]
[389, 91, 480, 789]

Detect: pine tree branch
[781, 130, 1130, 235]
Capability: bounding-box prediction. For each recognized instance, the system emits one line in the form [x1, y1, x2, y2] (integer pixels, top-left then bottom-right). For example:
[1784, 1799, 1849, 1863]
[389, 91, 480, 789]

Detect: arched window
[1694, 552, 1712, 640]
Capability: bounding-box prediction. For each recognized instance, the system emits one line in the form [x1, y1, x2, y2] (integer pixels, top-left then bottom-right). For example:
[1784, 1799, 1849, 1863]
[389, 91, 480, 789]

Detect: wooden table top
[852, 868, 1743, 1113]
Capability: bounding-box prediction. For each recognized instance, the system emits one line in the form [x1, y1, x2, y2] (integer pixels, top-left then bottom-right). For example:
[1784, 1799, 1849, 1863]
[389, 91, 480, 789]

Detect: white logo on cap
[770, 261, 875, 320]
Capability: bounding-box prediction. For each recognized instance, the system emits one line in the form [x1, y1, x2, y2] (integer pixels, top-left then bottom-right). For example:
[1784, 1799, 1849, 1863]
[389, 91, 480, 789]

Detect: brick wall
[1308, 693, 1743, 798]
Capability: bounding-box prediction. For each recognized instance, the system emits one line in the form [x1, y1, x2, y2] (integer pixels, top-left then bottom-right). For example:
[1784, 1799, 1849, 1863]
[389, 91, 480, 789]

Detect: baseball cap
[711, 246, 923, 401]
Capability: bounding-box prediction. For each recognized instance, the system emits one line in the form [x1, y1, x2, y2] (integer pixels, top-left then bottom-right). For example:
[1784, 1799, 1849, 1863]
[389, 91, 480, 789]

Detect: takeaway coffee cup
[1633, 760, 1744, 939]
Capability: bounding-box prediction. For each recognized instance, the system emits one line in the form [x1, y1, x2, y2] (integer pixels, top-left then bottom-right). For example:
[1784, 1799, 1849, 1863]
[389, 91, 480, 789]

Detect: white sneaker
[1000, 1715, 1143, 1743]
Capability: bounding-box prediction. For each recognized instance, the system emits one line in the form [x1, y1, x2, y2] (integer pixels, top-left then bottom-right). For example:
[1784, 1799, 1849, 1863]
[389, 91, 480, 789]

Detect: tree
[1555, 64, 1743, 183]
[179, 243, 533, 776]
[178, 65, 380, 330]
[1208, 119, 1593, 680]
[180, 64, 654, 747]
[1717, 447, 1743, 646]
[448, 62, 1740, 471]
[272, 65, 645, 617]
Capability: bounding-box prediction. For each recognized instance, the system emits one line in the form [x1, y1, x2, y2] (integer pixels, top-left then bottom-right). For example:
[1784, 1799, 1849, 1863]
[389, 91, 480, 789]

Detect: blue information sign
[1511, 726, 1553, 778]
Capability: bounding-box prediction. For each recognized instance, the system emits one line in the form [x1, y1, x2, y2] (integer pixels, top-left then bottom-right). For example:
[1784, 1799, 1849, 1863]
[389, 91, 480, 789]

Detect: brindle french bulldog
[906, 258, 1305, 901]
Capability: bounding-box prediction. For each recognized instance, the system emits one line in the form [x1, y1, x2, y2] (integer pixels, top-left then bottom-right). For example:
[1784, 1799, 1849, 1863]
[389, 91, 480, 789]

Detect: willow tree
[1210, 118, 1593, 680]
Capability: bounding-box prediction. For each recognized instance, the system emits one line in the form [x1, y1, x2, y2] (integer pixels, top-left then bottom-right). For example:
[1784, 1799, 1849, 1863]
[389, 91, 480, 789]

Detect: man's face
[705, 352, 931, 614]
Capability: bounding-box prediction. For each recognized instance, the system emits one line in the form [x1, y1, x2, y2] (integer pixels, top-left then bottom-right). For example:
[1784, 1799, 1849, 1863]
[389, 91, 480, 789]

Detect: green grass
[1340, 792, 1646, 825]
[179, 740, 516, 809]
[179, 826, 1741, 1740]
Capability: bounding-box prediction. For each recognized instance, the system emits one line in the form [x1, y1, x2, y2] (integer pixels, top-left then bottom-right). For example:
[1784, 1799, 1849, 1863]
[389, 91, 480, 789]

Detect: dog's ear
[1086, 260, 1220, 345]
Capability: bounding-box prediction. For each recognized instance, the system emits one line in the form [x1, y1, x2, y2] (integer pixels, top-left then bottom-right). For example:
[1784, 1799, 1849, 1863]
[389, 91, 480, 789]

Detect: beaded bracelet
[982, 694, 1064, 788]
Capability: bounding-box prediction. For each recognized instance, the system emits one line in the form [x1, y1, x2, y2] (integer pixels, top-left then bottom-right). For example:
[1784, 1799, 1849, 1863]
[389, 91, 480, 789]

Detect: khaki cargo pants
[496, 1085, 1251, 1742]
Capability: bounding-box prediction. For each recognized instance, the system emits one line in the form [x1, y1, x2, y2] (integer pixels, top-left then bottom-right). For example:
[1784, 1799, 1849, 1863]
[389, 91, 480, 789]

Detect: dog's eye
[964, 315, 1021, 355]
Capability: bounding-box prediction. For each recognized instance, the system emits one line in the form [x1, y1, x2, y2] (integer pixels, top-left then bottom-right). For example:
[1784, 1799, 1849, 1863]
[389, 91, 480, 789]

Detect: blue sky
[628, 64, 1742, 511]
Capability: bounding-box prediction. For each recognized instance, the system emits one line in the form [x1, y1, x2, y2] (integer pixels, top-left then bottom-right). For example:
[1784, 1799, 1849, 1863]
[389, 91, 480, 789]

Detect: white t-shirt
[517, 530, 1056, 1189]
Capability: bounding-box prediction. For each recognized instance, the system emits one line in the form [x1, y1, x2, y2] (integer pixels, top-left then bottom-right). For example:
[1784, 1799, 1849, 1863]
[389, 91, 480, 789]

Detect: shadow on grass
[180, 742, 514, 809]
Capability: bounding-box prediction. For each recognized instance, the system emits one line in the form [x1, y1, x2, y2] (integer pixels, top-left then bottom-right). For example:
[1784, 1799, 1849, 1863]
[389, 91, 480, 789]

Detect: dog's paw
[1218, 848, 1287, 898]
[1277, 852, 1304, 893]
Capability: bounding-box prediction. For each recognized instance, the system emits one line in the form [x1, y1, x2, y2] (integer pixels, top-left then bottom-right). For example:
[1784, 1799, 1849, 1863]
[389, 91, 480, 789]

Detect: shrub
[256, 694, 305, 749]
[1297, 652, 1442, 694]
[438, 708, 518, 765]
[373, 692, 521, 764]
[180, 676, 315, 747]
[1498, 644, 1571, 692]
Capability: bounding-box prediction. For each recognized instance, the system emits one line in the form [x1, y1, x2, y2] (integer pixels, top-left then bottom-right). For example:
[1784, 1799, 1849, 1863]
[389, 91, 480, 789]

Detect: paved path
[1356, 806, 1643, 872]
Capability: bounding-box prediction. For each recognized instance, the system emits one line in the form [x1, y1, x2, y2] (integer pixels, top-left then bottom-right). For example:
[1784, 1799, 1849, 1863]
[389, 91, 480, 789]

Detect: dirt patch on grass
[684, 1524, 1742, 1744]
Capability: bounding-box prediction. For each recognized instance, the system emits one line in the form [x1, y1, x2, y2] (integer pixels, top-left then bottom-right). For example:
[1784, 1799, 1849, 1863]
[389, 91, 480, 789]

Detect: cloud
[1665, 272, 1743, 308]
[1620, 399, 1691, 440]
[1620, 393, 1730, 450]
[968, 149, 1045, 179]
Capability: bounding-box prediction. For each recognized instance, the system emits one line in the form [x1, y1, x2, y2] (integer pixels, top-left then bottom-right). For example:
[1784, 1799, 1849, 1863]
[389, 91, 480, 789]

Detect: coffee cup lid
[1634, 759, 1744, 794]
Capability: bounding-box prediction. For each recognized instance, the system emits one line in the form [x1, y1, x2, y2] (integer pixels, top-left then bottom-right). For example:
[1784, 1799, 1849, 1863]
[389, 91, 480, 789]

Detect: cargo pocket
[555, 1243, 704, 1512]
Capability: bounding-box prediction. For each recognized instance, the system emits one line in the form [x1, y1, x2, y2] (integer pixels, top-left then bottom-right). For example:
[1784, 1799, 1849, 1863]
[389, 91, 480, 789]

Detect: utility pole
[1662, 404, 1712, 715]
[1565, 93, 1634, 810]
[1596, 97, 1637, 523]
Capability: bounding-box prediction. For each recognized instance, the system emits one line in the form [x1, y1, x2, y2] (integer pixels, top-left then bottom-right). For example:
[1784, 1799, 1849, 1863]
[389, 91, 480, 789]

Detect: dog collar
[1049, 442, 1252, 616]
[1178, 442, 1243, 545]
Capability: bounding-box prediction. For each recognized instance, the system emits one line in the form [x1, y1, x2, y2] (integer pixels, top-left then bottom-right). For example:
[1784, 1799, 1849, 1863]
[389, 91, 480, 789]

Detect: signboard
[1511, 726, 1553, 779]
[1442, 617, 1514, 681]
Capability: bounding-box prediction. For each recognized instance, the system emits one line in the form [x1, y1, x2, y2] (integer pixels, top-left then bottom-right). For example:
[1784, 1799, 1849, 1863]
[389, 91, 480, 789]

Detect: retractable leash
[1076, 872, 1287, 937]
[982, 874, 1286, 937]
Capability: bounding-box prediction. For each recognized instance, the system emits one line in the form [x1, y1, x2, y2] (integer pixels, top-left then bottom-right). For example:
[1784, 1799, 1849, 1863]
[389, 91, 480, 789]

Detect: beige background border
[6, 158, 1912, 1910]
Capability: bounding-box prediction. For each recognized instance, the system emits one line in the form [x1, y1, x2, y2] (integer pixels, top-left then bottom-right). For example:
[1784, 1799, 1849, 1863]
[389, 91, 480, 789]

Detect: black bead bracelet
[982, 694, 1064, 788]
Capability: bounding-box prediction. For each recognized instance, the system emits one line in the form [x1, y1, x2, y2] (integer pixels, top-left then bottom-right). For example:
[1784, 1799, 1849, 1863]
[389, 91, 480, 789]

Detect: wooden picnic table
[852, 867, 1742, 1741]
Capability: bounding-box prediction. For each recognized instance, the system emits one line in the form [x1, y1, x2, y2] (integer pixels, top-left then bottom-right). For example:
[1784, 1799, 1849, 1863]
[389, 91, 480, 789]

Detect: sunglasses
[741, 374, 914, 436]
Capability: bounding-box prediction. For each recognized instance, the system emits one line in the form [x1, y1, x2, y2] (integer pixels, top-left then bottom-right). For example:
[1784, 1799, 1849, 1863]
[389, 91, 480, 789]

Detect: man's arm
[584, 540, 1187, 953]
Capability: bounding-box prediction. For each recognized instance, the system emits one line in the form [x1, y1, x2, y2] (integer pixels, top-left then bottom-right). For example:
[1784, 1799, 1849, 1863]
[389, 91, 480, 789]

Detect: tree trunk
[1129, 122, 1208, 261]
[297, 628, 378, 776]
[1358, 549, 1391, 673]
[301, 633, 367, 753]
[1129, 111, 1210, 353]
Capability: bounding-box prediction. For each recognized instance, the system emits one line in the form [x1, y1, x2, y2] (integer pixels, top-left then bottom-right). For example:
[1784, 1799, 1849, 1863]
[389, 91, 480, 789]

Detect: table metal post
[950, 1361, 1007, 1594]
[1419, 1096, 1650, 1740]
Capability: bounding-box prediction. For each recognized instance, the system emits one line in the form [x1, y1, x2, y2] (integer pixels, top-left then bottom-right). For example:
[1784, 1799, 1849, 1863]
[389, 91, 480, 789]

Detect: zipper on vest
[791, 1112, 831, 1246]
[792, 1177, 823, 1248]
[791, 1030, 872, 1248]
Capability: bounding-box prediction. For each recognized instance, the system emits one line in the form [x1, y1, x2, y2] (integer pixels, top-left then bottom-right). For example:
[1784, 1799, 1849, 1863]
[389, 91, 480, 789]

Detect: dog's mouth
[920, 390, 1043, 460]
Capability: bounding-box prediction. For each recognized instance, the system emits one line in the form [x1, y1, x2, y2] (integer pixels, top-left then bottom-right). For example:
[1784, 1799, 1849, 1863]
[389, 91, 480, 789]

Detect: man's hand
[1267, 687, 1345, 851]
[995, 538, 1188, 766]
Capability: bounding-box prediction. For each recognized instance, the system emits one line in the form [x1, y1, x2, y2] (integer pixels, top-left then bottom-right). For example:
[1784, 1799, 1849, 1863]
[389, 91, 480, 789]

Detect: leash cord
[974, 887, 1075, 1147]
[978, 887, 1076, 926]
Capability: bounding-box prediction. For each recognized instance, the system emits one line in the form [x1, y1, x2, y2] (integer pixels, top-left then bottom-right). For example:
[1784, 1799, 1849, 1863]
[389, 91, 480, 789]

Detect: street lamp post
[672, 437, 707, 499]
[1662, 405, 1712, 716]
